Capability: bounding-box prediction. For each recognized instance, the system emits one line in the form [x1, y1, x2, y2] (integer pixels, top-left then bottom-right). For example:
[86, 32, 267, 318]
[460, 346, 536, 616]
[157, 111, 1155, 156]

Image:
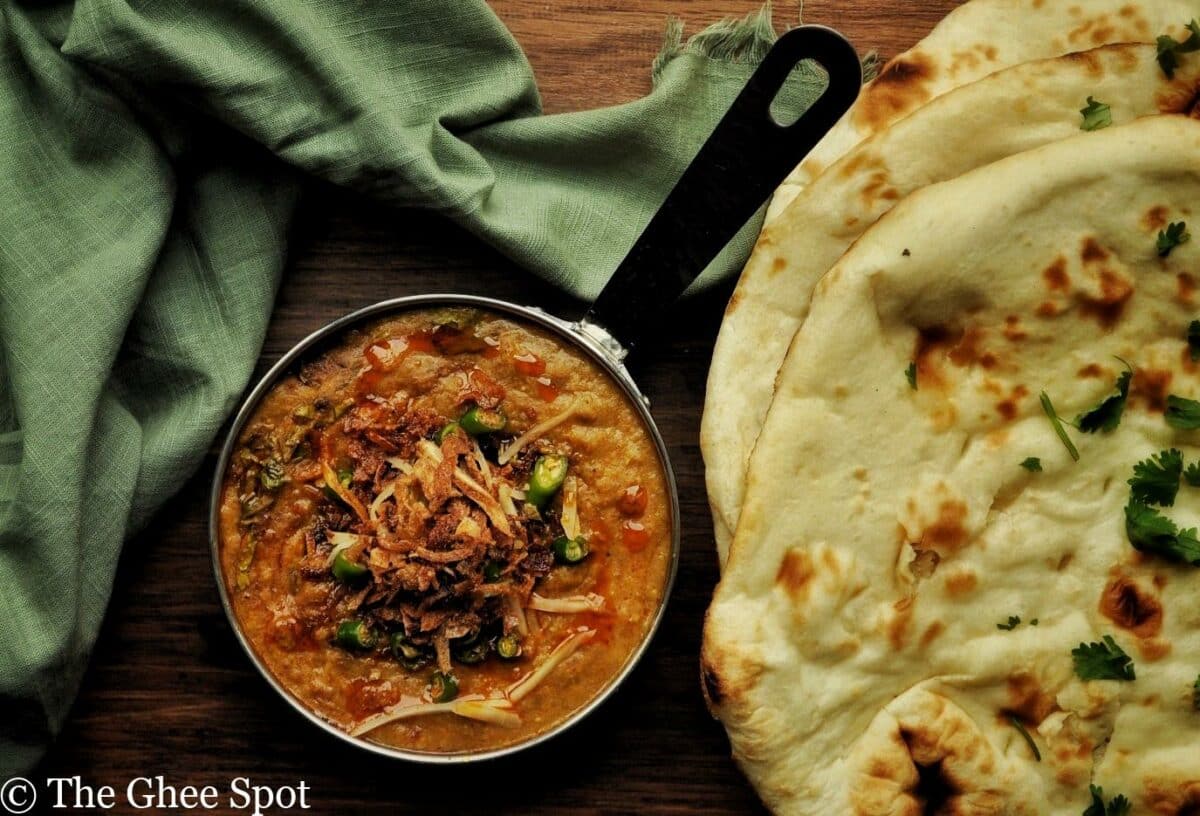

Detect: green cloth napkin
[0, 0, 832, 773]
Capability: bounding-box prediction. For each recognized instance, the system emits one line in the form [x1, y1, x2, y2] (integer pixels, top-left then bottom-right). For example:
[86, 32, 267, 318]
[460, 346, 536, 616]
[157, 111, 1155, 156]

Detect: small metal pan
[209, 25, 862, 762]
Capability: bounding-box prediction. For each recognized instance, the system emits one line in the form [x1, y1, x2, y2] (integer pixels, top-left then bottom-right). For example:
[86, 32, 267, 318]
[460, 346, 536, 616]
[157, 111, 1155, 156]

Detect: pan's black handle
[582, 25, 862, 354]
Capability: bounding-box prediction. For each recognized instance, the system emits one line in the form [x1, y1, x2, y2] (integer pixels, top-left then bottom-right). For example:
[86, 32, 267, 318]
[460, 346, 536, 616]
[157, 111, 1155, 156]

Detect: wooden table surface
[39, 2, 959, 813]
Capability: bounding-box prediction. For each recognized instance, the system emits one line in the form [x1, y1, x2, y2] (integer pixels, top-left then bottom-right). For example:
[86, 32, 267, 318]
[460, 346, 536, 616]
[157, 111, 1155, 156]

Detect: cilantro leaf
[1040, 391, 1079, 461]
[1076, 368, 1131, 433]
[1007, 715, 1041, 761]
[1126, 497, 1183, 550]
[1173, 527, 1200, 565]
[1020, 457, 1042, 472]
[1194, 674, 1200, 711]
[1127, 448, 1183, 506]
[1158, 221, 1191, 257]
[1185, 461, 1200, 487]
[1079, 96, 1112, 131]
[1157, 19, 1200, 78]
[1083, 787, 1105, 816]
[905, 362, 917, 390]
[1189, 320, 1200, 362]
[1165, 394, 1200, 429]
[1072, 635, 1136, 682]
[997, 615, 1021, 631]
[1083, 781, 1133, 816]
[1107, 796, 1132, 816]
[1124, 499, 1200, 565]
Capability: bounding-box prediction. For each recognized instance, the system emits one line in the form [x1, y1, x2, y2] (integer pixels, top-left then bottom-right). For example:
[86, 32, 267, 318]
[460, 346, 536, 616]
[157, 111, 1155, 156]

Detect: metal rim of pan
[207, 293, 682, 764]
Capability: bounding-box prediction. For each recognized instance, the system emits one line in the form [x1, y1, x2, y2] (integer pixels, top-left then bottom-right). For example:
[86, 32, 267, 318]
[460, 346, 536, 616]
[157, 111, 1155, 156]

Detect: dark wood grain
[38, 2, 959, 813]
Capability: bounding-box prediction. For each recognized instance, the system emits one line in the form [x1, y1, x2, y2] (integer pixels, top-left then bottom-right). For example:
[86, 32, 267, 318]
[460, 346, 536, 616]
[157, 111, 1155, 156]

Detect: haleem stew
[217, 307, 673, 753]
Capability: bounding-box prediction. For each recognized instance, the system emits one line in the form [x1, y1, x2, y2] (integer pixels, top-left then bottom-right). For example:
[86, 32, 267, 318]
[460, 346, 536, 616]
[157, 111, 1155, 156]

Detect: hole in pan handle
[582, 25, 862, 356]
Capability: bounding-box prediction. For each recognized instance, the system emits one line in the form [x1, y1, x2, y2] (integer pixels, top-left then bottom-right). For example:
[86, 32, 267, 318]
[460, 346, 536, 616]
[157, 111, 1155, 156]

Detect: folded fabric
[0, 0, 831, 772]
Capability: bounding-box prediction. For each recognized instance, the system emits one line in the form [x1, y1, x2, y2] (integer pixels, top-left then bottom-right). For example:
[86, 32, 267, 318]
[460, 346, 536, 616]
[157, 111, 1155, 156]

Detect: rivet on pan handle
[582, 25, 862, 356]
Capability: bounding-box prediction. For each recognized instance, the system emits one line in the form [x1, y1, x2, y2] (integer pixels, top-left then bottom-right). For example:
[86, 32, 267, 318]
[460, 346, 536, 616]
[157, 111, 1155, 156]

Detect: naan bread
[764, 0, 1200, 221]
[703, 115, 1200, 815]
[702, 43, 1200, 565]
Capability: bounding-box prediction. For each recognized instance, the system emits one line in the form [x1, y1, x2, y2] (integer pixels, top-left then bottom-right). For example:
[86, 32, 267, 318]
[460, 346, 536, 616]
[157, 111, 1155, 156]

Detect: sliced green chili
[323, 467, 354, 503]
[331, 550, 369, 583]
[240, 493, 274, 519]
[482, 560, 503, 582]
[435, 421, 462, 443]
[552, 535, 589, 565]
[335, 619, 377, 650]
[526, 454, 569, 509]
[452, 632, 489, 665]
[459, 405, 507, 435]
[430, 671, 459, 702]
[236, 533, 257, 591]
[390, 633, 428, 670]
[285, 427, 311, 461]
[496, 635, 522, 660]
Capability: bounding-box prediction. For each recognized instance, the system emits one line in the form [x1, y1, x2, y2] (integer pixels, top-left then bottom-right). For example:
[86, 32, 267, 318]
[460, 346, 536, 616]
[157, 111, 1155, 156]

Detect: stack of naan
[701, 1, 1200, 813]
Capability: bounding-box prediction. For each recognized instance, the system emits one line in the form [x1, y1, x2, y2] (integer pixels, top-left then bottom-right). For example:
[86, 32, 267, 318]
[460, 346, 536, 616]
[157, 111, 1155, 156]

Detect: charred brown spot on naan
[1067, 6, 1151, 46]
[1131, 366, 1173, 412]
[1078, 363, 1107, 378]
[860, 171, 901, 209]
[949, 326, 993, 368]
[1003, 671, 1059, 726]
[851, 693, 1007, 816]
[942, 567, 977, 598]
[948, 44, 1000, 78]
[919, 621, 945, 650]
[1042, 257, 1071, 292]
[850, 727, 922, 816]
[1155, 77, 1200, 116]
[1074, 268, 1134, 330]
[1100, 574, 1164, 638]
[776, 548, 815, 601]
[1181, 347, 1198, 374]
[1143, 779, 1200, 816]
[1144, 205, 1172, 232]
[1177, 272, 1196, 305]
[888, 597, 915, 650]
[1061, 47, 1106, 77]
[1082, 237, 1110, 263]
[915, 327, 958, 390]
[839, 149, 885, 180]
[853, 53, 937, 132]
[1002, 315, 1027, 342]
[919, 500, 970, 554]
[699, 658, 725, 707]
[915, 325, 1003, 395]
[995, 384, 1029, 422]
[1048, 731, 1095, 788]
[1138, 636, 1173, 662]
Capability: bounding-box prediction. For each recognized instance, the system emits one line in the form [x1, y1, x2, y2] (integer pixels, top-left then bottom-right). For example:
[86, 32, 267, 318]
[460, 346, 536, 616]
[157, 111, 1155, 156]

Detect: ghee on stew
[217, 307, 671, 753]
